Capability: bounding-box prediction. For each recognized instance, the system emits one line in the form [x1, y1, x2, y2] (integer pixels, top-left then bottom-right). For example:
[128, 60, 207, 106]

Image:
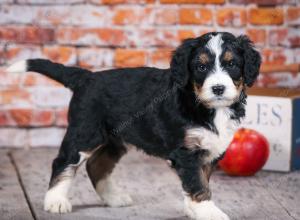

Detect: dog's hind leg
[44, 124, 104, 213]
[86, 141, 133, 207]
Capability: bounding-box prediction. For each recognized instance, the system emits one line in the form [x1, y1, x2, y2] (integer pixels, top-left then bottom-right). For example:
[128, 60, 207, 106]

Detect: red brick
[249, 8, 284, 25]
[0, 46, 6, 65]
[154, 8, 178, 25]
[246, 29, 266, 46]
[90, 0, 154, 4]
[55, 108, 68, 127]
[128, 29, 179, 47]
[287, 29, 300, 47]
[7, 108, 55, 127]
[35, 111, 54, 126]
[56, 28, 127, 46]
[198, 29, 216, 35]
[114, 9, 138, 25]
[149, 49, 173, 68]
[217, 8, 247, 27]
[0, 26, 54, 44]
[269, 29, 288, 47]
[152, 30, 179, 47]
[179, 8, 213, 25]
[161, 0, 225, 4]
[261, 49, 294, 65]
[178, 30, 195, 41]
[5, 45, 42, 63]
[177, 29, 215, 42]
[42, 46, 76, 65]
[9, 109, 36, 126]
[287, 7, 300, 26]
[178, 30, 196, 41]
[115, 49, 147, 68]
[113, 8, 152, 25]
[0, 111, 10, 126]
[0, 89, 31, 106]
[230, 0, 294, 4]
[77, 48, 114, 68]
[269, 28, 300, 47]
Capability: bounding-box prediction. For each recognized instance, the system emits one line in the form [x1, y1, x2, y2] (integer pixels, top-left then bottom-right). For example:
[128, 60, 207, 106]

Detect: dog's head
[171, 32, 261, 108]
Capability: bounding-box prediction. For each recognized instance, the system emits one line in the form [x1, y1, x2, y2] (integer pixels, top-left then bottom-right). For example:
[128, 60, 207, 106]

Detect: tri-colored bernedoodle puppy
[7, 32, 261, 220]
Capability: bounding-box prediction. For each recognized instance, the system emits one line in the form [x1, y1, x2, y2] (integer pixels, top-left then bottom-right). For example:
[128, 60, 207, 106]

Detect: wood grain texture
[10, 148, 298, 220]
[211, 171, 294, 220]
[11, 149, 186, 220]
[257, 171, 300, 220]
[0, 150, 33, 220]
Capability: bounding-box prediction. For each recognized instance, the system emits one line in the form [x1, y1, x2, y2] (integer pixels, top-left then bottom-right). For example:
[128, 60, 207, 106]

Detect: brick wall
[0, 0, 299, 148]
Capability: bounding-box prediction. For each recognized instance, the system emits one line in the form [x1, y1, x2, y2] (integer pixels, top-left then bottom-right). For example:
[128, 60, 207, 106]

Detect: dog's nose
[212, 85, 225, 96]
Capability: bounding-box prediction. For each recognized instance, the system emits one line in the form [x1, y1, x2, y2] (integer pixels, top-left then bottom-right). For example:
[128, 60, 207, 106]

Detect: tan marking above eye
[224, 51, 233, 61]
[199, 53, 209, 64]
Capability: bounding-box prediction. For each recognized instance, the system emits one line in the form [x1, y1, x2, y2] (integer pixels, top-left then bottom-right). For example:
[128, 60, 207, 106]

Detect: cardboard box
[242, 88, 300, 172]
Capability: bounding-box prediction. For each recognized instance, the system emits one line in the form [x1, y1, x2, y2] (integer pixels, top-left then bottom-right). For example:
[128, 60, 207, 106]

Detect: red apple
[219, 128, 269, 176]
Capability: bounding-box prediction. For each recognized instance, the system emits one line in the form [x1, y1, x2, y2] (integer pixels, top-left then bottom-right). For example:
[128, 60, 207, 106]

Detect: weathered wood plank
[257, 171, 300, 220]
[211, 171, 294, 220]
[12, 149, 186, 220]
[0, 150, 33, 220]
[12, 148, 297, 220]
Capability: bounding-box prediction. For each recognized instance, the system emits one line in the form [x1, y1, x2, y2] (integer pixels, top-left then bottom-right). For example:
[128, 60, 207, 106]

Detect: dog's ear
[170, 38, 196, 87]
[237, 35, 262, 87]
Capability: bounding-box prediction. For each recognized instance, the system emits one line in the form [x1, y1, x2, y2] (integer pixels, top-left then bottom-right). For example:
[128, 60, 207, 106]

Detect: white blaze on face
[200, 34, 238, 107]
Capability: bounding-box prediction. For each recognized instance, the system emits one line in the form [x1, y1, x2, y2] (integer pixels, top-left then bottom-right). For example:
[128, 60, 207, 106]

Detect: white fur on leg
[44, 152, 92, 214]
[184, 196, 230, 220]
[6, 60, 27, 73]
[44, 179, 72, 213]
[95, 176, 133, 207]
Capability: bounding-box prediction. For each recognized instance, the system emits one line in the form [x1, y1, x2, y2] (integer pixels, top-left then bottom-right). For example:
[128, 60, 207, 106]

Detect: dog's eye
[197, 64, 207, 72]
[227, 61, 235, 68]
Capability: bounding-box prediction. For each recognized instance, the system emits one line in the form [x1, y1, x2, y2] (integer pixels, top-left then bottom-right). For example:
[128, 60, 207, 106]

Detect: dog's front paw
[44, 191, 72, 213]
[184, 198, 229, 220]
[101, 192, 133, 207]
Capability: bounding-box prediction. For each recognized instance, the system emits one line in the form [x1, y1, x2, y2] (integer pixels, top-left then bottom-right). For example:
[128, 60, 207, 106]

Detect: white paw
[184, 198, 229, 220]
[101, 192, 133, 207]
[44, 191, 72, 213]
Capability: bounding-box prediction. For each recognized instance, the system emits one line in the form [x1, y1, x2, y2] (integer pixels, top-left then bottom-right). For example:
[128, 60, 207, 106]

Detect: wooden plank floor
[0, 149, 299, 220]
[0, 150, 33, 220]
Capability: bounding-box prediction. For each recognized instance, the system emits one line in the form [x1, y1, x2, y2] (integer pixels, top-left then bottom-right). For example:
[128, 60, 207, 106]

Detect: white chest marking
[185, 108, 239, 163]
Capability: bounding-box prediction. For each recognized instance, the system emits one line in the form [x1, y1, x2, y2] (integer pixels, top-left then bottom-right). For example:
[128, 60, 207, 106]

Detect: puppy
[7, 32, 261, 220]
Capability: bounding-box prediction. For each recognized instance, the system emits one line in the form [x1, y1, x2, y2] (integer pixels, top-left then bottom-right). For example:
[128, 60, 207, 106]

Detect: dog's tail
[6, 59, 91, 90]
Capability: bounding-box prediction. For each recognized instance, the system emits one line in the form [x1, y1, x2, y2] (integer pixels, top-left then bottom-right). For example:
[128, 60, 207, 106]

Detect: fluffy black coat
[22, 32, 261, 210]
